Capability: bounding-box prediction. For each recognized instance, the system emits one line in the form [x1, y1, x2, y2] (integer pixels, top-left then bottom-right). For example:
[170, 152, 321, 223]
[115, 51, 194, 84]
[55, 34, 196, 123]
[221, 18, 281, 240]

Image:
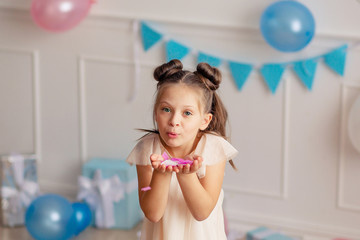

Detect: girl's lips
[167, 132, 178, 138]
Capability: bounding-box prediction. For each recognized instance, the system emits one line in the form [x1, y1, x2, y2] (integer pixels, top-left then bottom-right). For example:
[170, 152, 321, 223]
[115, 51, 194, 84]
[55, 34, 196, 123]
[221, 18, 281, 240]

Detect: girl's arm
[176, 158, 226, 221]
[136, 154, 172, 223]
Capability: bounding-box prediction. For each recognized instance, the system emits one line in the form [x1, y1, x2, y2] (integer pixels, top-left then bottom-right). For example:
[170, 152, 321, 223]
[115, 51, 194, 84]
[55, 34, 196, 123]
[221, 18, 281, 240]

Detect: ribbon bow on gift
[1, 155, 39, 226]
[77, 169, 137, 228]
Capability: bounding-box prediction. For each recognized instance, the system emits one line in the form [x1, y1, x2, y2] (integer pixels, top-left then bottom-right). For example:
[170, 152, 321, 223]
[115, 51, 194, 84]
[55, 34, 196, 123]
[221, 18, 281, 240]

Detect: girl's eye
[162, 107, 171, 113]
[184, 111, 192, 116]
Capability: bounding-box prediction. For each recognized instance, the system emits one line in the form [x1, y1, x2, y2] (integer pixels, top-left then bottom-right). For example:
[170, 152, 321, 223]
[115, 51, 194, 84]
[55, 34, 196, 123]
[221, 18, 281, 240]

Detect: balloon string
[128, 20, 141, 102]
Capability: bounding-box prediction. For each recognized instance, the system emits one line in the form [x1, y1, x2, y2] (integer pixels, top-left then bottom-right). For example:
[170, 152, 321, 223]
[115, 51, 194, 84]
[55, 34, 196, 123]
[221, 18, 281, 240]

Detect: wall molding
[337, 82, 360, 212]
[89, 10, 360, 41]
[1, 3, 360, 41]
[78, 56, 130, 163]
[0, 47, 42, 162]
[77, 55, 157, 163]
[224, 75, 290, 200]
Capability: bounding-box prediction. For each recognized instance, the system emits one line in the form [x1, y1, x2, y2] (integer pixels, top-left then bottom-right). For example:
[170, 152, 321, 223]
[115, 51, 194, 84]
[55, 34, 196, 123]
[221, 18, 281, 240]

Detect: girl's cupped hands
[150, 153, 203, 174]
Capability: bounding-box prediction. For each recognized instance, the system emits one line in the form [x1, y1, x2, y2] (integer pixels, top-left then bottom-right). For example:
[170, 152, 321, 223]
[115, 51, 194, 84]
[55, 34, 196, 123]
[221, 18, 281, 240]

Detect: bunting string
[139, 21, 358, 95]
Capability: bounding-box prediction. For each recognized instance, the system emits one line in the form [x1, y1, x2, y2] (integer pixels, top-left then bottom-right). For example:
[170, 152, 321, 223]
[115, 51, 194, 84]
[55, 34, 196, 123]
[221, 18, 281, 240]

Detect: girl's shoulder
[202, 132, 226, 142]
[126, 133, 161, 165]
[193, 133, 238, 178]
[197, 133, 238, 163]
[138, 132, 158, 142]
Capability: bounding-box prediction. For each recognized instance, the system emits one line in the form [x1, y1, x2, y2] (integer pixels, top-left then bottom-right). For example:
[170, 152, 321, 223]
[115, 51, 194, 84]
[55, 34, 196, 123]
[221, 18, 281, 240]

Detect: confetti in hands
[160, 152, 193, 166]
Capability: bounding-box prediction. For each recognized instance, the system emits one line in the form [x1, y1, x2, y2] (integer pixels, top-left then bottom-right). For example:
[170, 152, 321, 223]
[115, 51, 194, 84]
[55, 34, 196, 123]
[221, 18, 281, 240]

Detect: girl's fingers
[191, 160, 198, 170]
[184, 164, 190, 173]
[193, 156, 203, 164]
[150, 153, 163, 162]
[172, 166, 179, 173]
[155, 155, 205, 174]
[151, 153, 168, 172]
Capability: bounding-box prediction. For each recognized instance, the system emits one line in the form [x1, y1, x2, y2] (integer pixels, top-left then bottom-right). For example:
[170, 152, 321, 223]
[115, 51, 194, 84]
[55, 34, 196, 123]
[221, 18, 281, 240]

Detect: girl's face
[155, 84, 212, 158]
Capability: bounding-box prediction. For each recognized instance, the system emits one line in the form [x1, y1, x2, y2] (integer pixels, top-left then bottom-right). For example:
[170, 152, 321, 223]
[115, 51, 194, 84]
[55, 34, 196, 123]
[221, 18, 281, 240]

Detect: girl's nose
[169, 113, 180, 126]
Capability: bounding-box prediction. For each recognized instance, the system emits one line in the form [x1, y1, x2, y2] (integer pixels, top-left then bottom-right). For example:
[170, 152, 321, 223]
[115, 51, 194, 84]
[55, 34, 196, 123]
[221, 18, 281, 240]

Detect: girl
[126, 59, 238, 240]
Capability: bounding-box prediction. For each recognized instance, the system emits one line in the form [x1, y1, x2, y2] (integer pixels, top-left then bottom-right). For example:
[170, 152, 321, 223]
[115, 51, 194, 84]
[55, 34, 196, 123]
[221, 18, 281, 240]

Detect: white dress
[126, 133, 238, 240]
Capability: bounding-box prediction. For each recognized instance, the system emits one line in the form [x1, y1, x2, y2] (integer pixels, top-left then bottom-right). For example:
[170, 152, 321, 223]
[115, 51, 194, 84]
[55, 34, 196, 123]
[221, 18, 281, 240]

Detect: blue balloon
[72, 202, 92, 235]
[260, 0, 315, 52]
[25, 194, 76, 240]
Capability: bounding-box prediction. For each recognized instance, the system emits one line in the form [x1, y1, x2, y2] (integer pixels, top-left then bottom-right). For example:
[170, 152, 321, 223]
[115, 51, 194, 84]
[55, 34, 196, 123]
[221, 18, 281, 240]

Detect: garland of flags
[140, 21, 348, 94]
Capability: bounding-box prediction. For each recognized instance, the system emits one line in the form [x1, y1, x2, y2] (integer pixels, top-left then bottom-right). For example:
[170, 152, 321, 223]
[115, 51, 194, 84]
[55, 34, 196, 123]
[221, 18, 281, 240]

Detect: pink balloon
[31, 0, 94, 32]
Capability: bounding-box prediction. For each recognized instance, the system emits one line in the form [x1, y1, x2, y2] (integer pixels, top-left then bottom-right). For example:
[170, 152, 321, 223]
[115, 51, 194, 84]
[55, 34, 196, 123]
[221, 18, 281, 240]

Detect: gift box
[0, 154, 39, 227]
[246, 226, 294, 240]
[78, 158, 143, 230]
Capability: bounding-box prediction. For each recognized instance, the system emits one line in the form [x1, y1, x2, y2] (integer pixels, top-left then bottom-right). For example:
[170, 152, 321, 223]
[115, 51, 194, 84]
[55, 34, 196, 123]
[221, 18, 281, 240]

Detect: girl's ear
[200, 113, 212, 130]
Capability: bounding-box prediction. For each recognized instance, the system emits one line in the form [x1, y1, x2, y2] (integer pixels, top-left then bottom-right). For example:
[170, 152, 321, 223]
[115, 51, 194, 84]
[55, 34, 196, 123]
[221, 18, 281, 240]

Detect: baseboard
[226, 210, 360, 240]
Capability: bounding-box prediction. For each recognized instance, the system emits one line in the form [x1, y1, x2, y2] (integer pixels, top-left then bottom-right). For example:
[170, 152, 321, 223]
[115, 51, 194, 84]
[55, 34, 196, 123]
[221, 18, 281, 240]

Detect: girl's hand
[174, 155, 203, 174]
[150, 154, 176, 173]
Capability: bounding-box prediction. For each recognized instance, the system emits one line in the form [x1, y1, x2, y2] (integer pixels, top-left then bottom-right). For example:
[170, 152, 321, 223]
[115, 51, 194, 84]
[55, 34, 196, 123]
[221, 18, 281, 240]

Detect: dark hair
[143, 59, 236, 169]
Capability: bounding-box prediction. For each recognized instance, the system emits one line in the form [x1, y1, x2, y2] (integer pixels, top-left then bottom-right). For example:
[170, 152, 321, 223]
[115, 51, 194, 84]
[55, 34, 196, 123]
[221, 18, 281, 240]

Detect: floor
[0, 222, 142, 240]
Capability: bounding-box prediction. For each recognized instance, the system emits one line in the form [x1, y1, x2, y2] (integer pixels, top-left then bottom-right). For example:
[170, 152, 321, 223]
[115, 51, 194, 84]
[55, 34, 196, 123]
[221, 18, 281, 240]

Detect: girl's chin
[163, 140, 180, 148]
[159, 135, 178, 147]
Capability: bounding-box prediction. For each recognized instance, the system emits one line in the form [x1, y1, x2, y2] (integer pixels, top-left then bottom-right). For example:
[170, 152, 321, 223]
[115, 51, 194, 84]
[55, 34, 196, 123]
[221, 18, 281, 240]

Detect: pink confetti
[161, 152, 193, 166]
[141, 186, 151, 191]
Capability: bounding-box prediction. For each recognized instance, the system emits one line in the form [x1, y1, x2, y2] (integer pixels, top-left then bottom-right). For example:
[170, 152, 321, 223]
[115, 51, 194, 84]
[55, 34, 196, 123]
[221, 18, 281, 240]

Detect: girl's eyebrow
[159, 101, 170, 105]
[159, 101, 196, 109]
[183, 105, 196, 109]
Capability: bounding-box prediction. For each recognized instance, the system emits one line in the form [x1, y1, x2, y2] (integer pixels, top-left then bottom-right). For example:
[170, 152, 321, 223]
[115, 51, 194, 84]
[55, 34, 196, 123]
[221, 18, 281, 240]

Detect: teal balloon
[72, 202, 92, 235]
[260, 0, 315, 52]
[25, 194, 76, 240]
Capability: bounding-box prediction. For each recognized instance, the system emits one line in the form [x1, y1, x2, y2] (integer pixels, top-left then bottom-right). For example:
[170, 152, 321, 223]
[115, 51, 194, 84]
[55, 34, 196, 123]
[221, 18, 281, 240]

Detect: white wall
[0, 1, 359, 239]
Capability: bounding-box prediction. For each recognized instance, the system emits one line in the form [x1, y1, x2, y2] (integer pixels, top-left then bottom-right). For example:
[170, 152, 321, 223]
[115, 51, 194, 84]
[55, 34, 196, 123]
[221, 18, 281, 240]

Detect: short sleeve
[194, 134, 238, 178]
[126, 134, 162, 166]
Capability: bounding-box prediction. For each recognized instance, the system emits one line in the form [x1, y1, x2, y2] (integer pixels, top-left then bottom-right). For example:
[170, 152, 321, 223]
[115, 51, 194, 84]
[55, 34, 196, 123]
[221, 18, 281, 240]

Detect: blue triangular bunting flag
[323, 45, 347, 76]
[140, 22, 163, 51]
[228, 61, 253, 90]
[138, 20, 349, 94]
[166, 40, 190, 62]
[198, 52, 222, 67]
[293, 59, 318, 91]
[260, 64, 285, 94]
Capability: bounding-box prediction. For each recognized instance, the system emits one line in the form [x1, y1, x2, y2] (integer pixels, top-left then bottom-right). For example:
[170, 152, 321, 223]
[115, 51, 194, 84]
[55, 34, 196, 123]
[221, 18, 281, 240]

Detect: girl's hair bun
[196, 62, 222, 90]
[154, 59, 183, 82]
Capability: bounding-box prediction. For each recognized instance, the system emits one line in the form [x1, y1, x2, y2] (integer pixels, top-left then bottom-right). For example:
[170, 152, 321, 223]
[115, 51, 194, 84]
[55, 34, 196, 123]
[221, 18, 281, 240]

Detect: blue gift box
[81, 158, 143, 229]
[246, 226, 294, 240]
[0, 154, 39, 227]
